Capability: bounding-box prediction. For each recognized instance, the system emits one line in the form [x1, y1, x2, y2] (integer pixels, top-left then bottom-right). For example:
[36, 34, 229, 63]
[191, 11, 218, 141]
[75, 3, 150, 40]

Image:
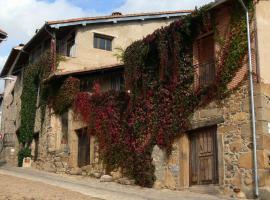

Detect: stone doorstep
[188, 185, 222, 196]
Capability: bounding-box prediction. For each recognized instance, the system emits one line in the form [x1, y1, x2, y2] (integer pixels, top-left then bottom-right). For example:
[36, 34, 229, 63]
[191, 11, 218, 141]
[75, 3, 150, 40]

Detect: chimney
[112, 12, 122, 16]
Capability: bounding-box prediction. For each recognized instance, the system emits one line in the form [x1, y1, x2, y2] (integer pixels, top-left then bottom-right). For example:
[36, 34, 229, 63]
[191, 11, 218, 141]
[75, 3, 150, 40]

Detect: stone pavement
[0, 165, 231, 200]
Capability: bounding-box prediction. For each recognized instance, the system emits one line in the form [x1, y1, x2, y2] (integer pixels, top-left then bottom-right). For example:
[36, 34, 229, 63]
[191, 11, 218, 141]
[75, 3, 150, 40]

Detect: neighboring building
[1, 0, 270, 199]
[0, 29, 7, 43]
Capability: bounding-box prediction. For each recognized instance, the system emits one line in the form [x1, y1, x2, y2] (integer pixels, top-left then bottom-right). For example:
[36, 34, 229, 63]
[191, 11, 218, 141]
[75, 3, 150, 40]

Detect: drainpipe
[237, 0, 259, 198]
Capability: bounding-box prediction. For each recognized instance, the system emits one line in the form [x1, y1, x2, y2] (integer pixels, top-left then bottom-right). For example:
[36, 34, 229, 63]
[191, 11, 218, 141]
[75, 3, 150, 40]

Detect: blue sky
[0, 0, 213, 91]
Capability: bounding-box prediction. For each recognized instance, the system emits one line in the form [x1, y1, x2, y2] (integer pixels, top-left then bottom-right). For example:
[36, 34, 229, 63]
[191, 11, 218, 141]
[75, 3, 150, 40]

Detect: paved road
[0, 173, 102, 200]
[0, 165, 230, 200]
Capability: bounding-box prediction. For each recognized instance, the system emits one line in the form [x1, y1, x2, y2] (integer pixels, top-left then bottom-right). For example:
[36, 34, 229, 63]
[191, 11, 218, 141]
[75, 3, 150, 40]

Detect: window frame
[93, 33, 113, 51]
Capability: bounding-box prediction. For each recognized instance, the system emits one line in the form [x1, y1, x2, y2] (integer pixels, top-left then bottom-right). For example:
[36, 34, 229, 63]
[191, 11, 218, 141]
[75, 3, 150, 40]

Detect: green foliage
[73, 1, 252, 187]
[51, 77, 80, 115]
[19, 51, 53, 165]
[19, 0, 253, 187]
[20, 52, 52, 146]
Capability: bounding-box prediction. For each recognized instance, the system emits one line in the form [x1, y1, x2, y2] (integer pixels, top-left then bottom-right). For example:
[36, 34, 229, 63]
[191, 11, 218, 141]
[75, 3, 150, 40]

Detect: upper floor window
[94, 33, 113, 51]
[30, 45, 42, 63]
[197, 33, 215, 87]
[57, 32, 76, 57]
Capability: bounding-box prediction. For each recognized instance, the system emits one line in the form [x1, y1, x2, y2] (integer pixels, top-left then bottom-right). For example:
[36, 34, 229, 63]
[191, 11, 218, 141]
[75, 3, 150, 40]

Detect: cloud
[0, 0, 99, 91]
[0, 0, 96, 44]
[118, 0, 214, 13]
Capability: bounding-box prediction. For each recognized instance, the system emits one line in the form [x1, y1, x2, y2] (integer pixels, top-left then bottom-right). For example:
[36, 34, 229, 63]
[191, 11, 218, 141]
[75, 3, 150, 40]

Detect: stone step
[188, 185, 221, 195]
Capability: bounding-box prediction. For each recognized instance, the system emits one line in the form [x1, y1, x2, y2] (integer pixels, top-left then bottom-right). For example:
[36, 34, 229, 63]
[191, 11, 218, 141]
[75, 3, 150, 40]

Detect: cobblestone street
[0, 166, 230, 200]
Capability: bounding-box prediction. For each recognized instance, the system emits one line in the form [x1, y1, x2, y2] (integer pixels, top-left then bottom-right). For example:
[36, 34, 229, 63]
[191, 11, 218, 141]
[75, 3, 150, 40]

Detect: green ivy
[19, 51, 54, 166]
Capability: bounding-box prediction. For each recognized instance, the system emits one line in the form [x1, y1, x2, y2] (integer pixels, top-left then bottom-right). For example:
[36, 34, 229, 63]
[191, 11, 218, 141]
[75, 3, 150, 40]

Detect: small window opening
[94, 33, 113, 51]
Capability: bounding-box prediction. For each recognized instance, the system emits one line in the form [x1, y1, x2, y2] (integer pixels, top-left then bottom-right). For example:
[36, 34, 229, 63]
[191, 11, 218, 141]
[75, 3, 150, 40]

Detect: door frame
[188, 125, 219, 186]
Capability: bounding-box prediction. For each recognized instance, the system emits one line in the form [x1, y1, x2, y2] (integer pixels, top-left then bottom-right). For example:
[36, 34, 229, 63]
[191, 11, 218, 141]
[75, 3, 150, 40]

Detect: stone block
[164, 169, 176, 190]
[54, 161, 63, 168]
[110, 170, 122, 180]
[241, 99, 250, 112]
[117, 177, 135, 185]
[262, 135, 270, 150]
[244, 174, 253, 186]
[152, 145, 165, 182]
[43, 163, 56, 173]
[259, 187, 270, 200]
[219, 125, 237, 134]
[82, 171, 87, 176]
[230, 140, 243, 153]
[199, 108, 222, 119]
[232, 112, 248, 122]
[100, 175, 113, 182]
[256, 108, 270, 121]
[240, 123, 252, 140]
[190, 117, 224, 131]
[153, 180, 163, 189]
[238, 151, 265, 169]
[70, 168, 82, 175]
[231, 172, 242, 187]
[92, 172, 102, 178]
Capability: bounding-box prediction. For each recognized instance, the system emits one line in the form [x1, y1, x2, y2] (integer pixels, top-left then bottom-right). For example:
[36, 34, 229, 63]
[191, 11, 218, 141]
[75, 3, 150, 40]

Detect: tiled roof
[47, 10, 192, 25]
[44, 63, 124, 82]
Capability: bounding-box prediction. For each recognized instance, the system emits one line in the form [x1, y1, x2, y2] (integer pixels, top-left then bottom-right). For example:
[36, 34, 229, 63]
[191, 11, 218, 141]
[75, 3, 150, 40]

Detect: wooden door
[190, 126, 218, 185]
[77, 128, 90, 168]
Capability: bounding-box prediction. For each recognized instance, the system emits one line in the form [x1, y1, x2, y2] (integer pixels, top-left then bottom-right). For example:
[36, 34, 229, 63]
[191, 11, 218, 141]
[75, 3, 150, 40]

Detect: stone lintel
[189, 116, 224, 131]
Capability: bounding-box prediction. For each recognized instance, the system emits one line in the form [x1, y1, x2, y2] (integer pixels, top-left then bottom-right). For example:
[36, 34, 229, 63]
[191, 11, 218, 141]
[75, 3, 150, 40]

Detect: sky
[0, 0, 214, 91]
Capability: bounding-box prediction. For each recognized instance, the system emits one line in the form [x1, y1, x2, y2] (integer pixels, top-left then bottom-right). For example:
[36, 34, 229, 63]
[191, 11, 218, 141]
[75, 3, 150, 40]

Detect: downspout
[237, 0, 259, 198]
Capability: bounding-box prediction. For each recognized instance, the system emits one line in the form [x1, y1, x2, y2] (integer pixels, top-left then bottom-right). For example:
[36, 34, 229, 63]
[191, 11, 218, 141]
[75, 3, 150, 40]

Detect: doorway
[189, 126, 219, 185]
[77, 128, 90, 168]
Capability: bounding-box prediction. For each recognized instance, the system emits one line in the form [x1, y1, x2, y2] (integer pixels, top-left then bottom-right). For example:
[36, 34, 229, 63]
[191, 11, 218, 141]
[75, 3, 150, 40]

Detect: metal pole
[237, 0, 259, 198]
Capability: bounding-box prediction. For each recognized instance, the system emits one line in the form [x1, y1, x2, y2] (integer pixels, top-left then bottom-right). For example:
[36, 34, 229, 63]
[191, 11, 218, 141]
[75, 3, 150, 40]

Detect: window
[57, 32, 76, 57]
[66, 32, 76, 57]
[111, 76, 122, 91]
[94, 34, 113, 51]
[80, 79, 92, 92]
[197, 34, 215, 87]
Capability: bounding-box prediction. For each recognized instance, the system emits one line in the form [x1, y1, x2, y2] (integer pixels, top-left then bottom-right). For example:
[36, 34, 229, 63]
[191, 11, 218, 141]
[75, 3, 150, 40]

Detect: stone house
[0, 10, 190, 176]
[1, 0, 270, 199]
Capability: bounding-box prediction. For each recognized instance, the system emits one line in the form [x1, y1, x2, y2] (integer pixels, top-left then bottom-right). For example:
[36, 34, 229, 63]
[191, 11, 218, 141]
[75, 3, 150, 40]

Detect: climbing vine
[51, 77, 80, 115]
[19, 51, 52, 166]
[18, 0, 253, 187]
[72, 0, 253, 187]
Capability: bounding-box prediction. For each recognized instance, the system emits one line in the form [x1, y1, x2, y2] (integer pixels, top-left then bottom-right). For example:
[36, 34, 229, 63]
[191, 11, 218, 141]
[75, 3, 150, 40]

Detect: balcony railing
[194, 60, 216, 88]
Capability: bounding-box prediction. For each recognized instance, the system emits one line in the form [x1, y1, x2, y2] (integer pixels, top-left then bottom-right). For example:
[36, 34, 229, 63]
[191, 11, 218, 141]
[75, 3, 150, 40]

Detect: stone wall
[1, 74, 22, 165]
[151, 81, 270, 199]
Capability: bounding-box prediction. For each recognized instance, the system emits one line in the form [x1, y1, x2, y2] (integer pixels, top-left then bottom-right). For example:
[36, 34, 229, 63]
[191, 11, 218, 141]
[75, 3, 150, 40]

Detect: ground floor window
[189, 126, 219, 185]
